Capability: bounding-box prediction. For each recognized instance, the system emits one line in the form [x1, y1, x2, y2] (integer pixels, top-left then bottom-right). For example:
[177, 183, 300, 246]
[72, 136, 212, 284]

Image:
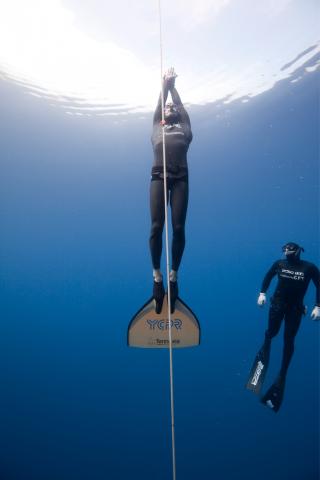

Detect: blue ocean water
[0, 60, 319, 479]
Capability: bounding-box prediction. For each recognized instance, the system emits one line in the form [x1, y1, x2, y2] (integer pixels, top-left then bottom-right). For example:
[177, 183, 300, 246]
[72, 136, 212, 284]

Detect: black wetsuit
[149, 86, 192, 271]
[261, 258, 320, 377]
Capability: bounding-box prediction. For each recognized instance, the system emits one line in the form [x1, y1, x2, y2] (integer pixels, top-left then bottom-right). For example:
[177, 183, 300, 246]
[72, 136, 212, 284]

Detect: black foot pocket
[153, 281, 165, 314]
[169, 281, 178, 314]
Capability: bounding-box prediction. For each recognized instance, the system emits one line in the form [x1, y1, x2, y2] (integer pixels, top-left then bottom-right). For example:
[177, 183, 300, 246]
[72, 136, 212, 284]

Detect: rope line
[157, 1, 176, 479]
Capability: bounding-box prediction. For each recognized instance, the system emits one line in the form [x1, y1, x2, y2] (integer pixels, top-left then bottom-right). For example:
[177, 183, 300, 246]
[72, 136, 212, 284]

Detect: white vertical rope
[157, 1, 176, 479]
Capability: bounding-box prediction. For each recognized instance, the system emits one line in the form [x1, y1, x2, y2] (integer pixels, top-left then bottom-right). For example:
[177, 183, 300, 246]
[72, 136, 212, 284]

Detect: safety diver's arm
[257, 262, 278, 306]
[311, 265, 320, 305]
[310, 265, 320, 319]
[261, 262, 278, 293]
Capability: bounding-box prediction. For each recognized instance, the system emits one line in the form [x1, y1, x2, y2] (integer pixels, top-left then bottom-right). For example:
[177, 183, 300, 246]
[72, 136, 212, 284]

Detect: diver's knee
[150, 221, 164, 238]
[172, 224, 185, 239]
[265, 328, 279, 340]
[283, 333, 295, 348]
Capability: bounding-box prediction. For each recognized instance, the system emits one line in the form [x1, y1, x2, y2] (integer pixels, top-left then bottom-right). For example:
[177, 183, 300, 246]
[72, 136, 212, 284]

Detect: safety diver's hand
[257, 293, 267, 307]
[164, 67, 177, 89]
[311, 306, 320, 320]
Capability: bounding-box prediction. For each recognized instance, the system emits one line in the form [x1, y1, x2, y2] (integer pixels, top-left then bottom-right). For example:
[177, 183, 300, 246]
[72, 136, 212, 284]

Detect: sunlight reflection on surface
[0, 0, 319, 115]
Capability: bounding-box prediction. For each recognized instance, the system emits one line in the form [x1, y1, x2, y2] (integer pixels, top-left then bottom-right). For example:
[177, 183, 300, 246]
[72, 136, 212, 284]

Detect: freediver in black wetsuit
[150, 68, 192, 313]
[246, 242, 320, 412]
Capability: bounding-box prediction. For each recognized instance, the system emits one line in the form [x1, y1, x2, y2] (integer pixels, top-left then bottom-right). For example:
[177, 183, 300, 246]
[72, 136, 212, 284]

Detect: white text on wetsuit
[280, 269, 305, 281]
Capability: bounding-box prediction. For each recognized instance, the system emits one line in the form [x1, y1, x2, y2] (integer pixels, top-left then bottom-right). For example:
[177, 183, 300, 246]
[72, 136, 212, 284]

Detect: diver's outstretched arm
[170, 86, 191, 127]
[153, 68, 178, 124]
[153, 77, 172, 124]
[170, 86, 182, 105]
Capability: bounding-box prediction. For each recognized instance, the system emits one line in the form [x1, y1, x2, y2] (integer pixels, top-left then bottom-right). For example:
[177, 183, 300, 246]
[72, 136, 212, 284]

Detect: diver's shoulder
[273, 259, 284, 267]
[301, 259, 319, 270]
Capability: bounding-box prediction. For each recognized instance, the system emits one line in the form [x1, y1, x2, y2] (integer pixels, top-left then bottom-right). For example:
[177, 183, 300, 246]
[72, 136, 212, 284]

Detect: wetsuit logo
[164, 123, 182, 130]
[251, 361, 264, 386]
[280, 269, 304, 281]
[164, 123, 184, 136]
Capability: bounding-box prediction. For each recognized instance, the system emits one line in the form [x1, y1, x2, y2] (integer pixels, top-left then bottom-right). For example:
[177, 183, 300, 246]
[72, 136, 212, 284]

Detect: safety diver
[247, 242, 320, 412]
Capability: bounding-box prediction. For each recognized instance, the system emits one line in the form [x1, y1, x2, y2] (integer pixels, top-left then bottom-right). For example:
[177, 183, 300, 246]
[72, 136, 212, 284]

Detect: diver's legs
[149, 180, 166, 313]
[262, 301, 286, 360]
[261, 304, 302, 412]
[279, 305, 303, 378]
[260, 301, 285, 358]
[149, 180, 165, 270]
[264, 301, 285, 342]
[258, 337, 271, 365]
[170, 179, 189, 272]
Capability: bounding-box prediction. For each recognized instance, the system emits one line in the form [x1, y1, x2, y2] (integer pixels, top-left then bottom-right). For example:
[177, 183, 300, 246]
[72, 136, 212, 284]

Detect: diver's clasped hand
[257, 293, 267, 306]
[311, 306, 320, 320]
[164, 67, 178, 89]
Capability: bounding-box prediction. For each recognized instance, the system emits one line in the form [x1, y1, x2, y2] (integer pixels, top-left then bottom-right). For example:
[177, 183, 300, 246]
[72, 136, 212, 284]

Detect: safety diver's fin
[128, 294, 200, 348]
[260, 375, 286, 413]
[246, 345, 270, 394]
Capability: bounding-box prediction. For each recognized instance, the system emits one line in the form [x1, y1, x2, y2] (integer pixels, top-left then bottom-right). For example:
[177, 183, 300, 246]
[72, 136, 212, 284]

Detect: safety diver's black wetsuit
[261, 258, 320, 377]
[150, 85, 192, 271]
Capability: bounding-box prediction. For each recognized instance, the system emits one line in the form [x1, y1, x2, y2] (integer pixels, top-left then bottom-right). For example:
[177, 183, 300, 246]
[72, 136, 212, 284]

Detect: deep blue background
[0, 59, 319, 479]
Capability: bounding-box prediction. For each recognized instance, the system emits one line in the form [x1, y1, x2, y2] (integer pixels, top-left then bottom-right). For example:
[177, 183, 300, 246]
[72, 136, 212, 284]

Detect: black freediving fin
[246, 345, 270, 394]
[261, 376, 286, 413]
